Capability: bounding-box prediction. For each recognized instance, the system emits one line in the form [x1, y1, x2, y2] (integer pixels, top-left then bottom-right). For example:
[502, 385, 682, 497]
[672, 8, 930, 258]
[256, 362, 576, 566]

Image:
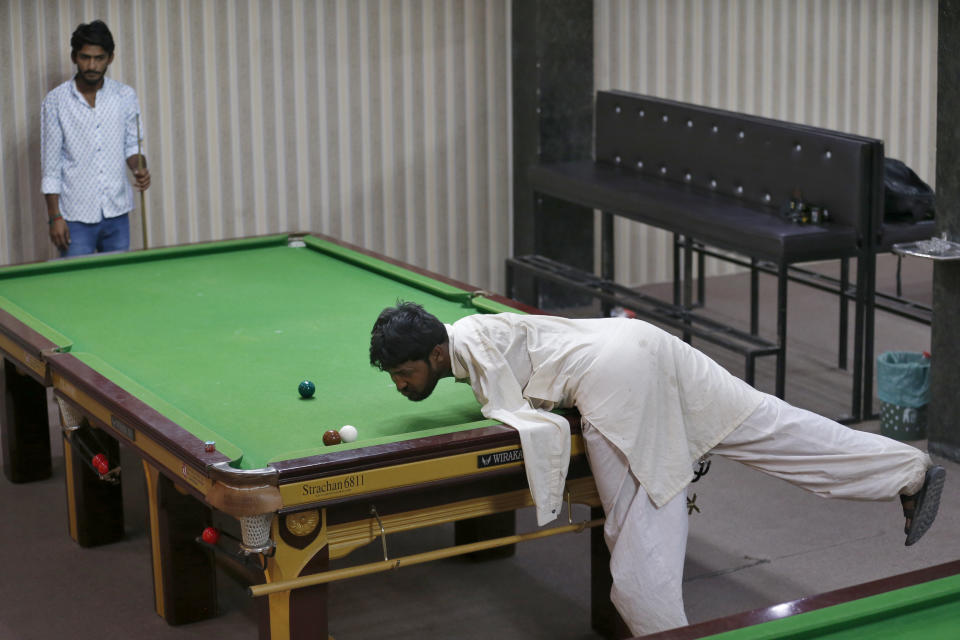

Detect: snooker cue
[248, 517, 604, 597]
[136, 114, 147, 249]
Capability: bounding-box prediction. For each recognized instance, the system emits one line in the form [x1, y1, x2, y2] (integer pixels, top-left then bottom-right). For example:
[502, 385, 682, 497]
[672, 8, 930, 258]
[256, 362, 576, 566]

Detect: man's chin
[403, 387, 437, 402]
[402, 375, 439, 402]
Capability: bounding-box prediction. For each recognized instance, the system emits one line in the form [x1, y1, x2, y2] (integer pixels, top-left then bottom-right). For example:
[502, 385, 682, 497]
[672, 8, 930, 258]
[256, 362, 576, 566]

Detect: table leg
[454, 511, 517, 560]
[57, 398, 124, 547]
[1, 358, 51, 483]
[142, 461, 218, 624]
[62, 430, 124, 546]
[263, 510, 330, 640]
[590, 505, 630, 639]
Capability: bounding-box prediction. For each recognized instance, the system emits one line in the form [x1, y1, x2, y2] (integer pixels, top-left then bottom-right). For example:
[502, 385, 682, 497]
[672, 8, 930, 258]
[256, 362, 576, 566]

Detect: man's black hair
[71, 20, 115, 56]
[370, 302, 447, 370]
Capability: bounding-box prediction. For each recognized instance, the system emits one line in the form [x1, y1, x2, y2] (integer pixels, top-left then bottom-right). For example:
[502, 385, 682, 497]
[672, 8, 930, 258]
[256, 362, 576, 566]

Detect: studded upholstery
[531, 91, 888, 266]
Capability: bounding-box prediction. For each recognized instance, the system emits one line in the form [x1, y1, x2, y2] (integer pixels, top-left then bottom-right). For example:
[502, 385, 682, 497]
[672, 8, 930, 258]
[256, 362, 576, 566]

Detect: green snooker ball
[298, 380, 316, 398]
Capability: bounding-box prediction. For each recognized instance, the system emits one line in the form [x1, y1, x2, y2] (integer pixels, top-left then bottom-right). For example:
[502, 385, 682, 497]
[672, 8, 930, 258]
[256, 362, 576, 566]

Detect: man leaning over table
[369, 301, 946, 636]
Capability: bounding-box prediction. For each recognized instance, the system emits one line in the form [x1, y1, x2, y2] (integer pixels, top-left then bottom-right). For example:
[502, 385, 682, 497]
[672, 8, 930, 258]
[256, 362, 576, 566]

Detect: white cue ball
[339, 425, 358, 443]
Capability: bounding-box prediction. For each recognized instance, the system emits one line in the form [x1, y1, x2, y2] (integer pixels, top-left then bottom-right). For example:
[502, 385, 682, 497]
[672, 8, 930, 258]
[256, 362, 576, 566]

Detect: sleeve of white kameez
[40, 94, 63, 194]
[456, 332, 571, 526]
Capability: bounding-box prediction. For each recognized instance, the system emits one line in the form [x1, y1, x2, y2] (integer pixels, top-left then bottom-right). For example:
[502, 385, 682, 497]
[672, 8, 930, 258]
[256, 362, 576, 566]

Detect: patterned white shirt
[41, 76, 143, 223]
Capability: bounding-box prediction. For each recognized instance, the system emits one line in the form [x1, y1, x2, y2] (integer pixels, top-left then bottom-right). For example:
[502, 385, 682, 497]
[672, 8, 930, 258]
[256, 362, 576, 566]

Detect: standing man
[370, 302, 945, 636]
[41, 20, 150, 257]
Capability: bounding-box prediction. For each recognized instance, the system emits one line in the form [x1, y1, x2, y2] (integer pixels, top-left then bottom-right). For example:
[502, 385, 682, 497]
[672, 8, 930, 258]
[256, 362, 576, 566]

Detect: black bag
[884, 158, 935, 222]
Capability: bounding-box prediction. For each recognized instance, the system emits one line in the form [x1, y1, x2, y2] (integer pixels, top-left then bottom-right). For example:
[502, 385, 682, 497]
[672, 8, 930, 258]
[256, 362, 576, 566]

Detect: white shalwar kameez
[445, 314, 930, 635]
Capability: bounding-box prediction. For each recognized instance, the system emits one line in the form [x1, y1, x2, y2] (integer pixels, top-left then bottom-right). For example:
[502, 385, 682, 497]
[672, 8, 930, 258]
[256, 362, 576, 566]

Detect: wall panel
[1, 1, 939, 293]
[0, 0, 513, 294]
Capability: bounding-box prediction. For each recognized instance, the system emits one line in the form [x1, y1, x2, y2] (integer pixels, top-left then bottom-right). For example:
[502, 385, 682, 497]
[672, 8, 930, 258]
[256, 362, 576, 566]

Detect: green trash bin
[876, 351, 931, 440]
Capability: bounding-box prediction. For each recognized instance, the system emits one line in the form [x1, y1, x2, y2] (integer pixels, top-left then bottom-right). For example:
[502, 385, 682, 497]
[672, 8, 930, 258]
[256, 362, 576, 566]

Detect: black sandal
[901, 465, 946, 546]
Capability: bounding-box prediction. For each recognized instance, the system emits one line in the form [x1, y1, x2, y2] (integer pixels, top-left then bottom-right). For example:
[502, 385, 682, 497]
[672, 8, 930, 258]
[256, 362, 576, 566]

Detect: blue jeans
[61, 214, 130, 257]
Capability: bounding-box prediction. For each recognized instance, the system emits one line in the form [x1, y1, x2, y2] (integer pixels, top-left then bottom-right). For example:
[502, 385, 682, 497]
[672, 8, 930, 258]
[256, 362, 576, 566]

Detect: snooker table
[0, 233, 609, 640]
[638, 560, 960, 639]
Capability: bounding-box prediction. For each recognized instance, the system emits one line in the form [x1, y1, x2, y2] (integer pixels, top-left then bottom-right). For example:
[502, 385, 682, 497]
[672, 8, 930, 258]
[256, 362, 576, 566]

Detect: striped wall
[0, 0, 512, 292]
[0, 1, 940, 292]
[596, 0, 939, 285]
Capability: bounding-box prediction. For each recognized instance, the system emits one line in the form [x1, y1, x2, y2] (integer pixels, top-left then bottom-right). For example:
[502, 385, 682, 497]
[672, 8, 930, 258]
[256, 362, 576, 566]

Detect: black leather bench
[511, 90, 885, 420]
[677, 158, 936, 419]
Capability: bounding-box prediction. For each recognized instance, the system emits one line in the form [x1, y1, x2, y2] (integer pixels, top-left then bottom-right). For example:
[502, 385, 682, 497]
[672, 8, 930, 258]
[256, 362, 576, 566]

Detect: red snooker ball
[92, 454, 109, 475]
[201, 527, 221, 544]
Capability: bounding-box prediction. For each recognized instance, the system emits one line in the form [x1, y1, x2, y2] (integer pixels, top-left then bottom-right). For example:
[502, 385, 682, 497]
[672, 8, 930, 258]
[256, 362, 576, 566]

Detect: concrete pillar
[929, 0, 960, 461]
[511, 0, 594, 307]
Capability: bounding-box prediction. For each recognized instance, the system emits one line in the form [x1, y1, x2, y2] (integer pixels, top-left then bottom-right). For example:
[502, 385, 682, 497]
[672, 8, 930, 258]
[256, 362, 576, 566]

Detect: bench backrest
[594, 90, 883, 237]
